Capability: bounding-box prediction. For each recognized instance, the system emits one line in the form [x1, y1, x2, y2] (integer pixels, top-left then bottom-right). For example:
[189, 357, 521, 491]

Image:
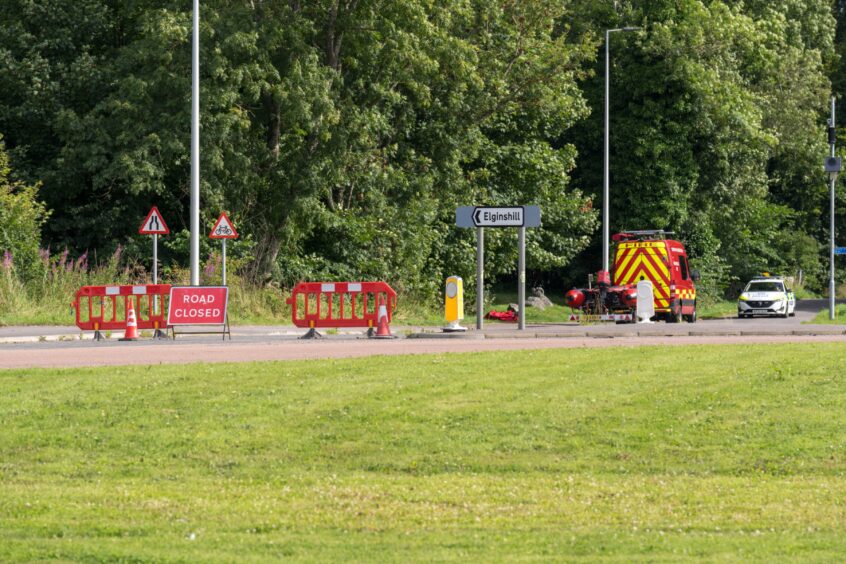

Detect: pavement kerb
[791, 328, 846, 336]
[406, 332, 485, 340]
[3, 323, 846, 345]
[636, 330, 690, 337]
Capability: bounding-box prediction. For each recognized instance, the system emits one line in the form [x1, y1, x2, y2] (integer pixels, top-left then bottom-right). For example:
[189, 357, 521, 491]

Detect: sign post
[139, 206, 170, 336]
[209, 212, 239, 286]
[167, 286, 230, 339]
[477, 227, 484, 329]
[456, 206, 541, 330]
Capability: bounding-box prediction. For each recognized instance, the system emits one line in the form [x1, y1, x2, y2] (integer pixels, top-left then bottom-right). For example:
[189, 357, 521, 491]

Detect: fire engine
[565, 230, 700, 323]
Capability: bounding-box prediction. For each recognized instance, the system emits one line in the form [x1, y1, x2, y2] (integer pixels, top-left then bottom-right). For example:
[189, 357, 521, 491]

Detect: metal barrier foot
[299, 328, 323, 340]
[153, 329, 170, 340]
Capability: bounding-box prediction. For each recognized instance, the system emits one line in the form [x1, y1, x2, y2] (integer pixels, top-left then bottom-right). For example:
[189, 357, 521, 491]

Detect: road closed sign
[167, 286, 229, 325]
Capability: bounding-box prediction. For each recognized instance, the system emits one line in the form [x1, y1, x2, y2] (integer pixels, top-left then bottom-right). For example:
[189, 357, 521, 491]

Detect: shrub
[0, 134, 49, 281]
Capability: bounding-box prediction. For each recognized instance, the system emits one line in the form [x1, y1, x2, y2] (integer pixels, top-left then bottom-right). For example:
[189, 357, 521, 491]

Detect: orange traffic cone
[120, 298, 139, 341]
[373, 296, 397, 339]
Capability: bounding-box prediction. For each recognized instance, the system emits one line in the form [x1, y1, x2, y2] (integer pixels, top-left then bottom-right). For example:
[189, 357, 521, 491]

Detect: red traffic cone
[373, 296, 397, 339]
[120, 298, 139, 341]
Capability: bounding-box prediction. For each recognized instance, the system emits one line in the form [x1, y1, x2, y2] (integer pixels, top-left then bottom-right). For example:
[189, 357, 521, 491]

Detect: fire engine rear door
[613, 242, 672, 311]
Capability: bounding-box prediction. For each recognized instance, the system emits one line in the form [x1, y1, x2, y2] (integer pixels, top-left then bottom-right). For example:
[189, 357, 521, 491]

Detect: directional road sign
[455, 205, 541, 228]
[835, 247, 846, 255]
[139, 206, 170, 235]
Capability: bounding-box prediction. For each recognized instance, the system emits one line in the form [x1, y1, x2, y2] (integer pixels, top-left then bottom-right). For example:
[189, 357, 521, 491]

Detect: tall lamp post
[190, 0, 201, 286]
[603, 26, 642, 274]
[825, 96, 842, 320]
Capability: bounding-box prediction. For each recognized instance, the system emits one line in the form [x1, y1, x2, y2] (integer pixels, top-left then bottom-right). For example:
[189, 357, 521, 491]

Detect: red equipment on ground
[286, 282, 397, 339]
[72, 284, 171, 340]
[485, 309, 518, 322]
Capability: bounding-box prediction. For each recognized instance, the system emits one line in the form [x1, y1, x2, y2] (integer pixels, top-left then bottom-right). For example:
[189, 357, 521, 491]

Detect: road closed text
[167, 286, 229, 325]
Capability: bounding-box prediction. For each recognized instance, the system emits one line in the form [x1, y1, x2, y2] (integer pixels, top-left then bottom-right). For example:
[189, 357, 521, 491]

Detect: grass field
[3, 344, 846, 560]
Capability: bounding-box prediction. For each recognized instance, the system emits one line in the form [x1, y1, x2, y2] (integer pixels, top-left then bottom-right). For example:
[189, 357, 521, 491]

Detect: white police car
[737, 277, 796, 318]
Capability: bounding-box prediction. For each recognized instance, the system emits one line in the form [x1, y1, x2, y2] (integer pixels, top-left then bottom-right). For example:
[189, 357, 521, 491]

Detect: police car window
[748, 282, 783, 292]
[679, 256, 689, 280]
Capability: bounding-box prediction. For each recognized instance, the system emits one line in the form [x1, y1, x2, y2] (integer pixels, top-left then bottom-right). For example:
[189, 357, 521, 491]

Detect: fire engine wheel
[684, 309, 697, 323]
[667, 310, 683, 323]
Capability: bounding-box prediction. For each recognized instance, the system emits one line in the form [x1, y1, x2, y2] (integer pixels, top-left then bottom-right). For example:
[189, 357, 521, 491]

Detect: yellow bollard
[443, 276, 467, 332]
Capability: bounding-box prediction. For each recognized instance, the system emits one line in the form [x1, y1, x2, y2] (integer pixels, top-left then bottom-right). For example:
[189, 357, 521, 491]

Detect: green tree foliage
[562, 1, 836, 296]
[0, 0, 598, 298]
[0, 0, 841, 301]
[0, 134, 49, 279]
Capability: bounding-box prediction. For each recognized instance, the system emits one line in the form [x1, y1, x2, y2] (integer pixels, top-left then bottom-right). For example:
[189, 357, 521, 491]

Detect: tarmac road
[1, 299, 844, 369]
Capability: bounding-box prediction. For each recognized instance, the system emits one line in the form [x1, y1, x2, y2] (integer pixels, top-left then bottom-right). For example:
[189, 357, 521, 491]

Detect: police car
[737, 276, 796, 318]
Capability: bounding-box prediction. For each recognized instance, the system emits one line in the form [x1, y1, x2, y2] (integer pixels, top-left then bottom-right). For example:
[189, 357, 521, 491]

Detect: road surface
[1, 299, 843, 369]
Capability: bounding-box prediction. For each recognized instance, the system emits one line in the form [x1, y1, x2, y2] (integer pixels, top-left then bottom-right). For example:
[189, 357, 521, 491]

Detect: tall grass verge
[2, 247, 447, 327]
[0, 248, 133, 325]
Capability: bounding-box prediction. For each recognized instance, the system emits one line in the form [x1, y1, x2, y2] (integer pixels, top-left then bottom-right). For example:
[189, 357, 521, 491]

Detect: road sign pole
[477, 227, 484, 330]
[518, 226, 525, 330]
[455, 206, 540, 331]
[222, 239, 227, 286]
[153, 234, 158, 285]
[153, 233, 159, 314]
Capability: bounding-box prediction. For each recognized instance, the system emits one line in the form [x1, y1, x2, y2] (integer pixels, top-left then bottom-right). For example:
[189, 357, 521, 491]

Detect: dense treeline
[0, 0, 844, 301]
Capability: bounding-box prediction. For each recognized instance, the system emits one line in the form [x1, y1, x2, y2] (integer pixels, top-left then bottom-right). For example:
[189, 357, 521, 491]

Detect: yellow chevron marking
[615, 250, 638, 280]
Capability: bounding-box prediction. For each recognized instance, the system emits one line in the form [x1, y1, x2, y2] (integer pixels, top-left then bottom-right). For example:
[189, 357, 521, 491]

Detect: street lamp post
[190, 0, 201, 286]
[826, 97, 841, 320]
[603, 26, 642, 274]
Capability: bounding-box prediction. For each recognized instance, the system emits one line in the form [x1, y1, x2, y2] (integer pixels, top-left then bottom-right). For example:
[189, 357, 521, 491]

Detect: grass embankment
[0, 252, 443, 326]
[809, 304, 846, 324]
[486, 290, 738, 322]
[3, 344, 846, 560]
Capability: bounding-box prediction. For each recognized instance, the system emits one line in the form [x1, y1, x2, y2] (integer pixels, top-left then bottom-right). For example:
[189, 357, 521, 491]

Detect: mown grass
[2, 344, 846, 560]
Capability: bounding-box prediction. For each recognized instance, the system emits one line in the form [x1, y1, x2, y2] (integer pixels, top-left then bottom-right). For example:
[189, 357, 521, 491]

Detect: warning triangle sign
[139, 206, 170, 235]
[209, 212, 238, 239]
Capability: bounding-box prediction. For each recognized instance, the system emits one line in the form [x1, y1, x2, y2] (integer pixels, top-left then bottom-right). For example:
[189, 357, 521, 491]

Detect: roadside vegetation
[2, 1, 844, 317]
[3, 344, 846, 560]
[810, 304, 846, 325]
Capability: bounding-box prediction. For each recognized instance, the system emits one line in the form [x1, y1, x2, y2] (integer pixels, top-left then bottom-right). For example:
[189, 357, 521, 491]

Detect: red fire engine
[566, 230, 700, 323]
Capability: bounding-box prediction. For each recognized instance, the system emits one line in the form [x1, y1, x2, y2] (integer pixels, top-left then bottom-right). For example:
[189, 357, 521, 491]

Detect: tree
[5, 0, 598, 298]
[562, 0, 835, 295]
[0, 134, 49, 279]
